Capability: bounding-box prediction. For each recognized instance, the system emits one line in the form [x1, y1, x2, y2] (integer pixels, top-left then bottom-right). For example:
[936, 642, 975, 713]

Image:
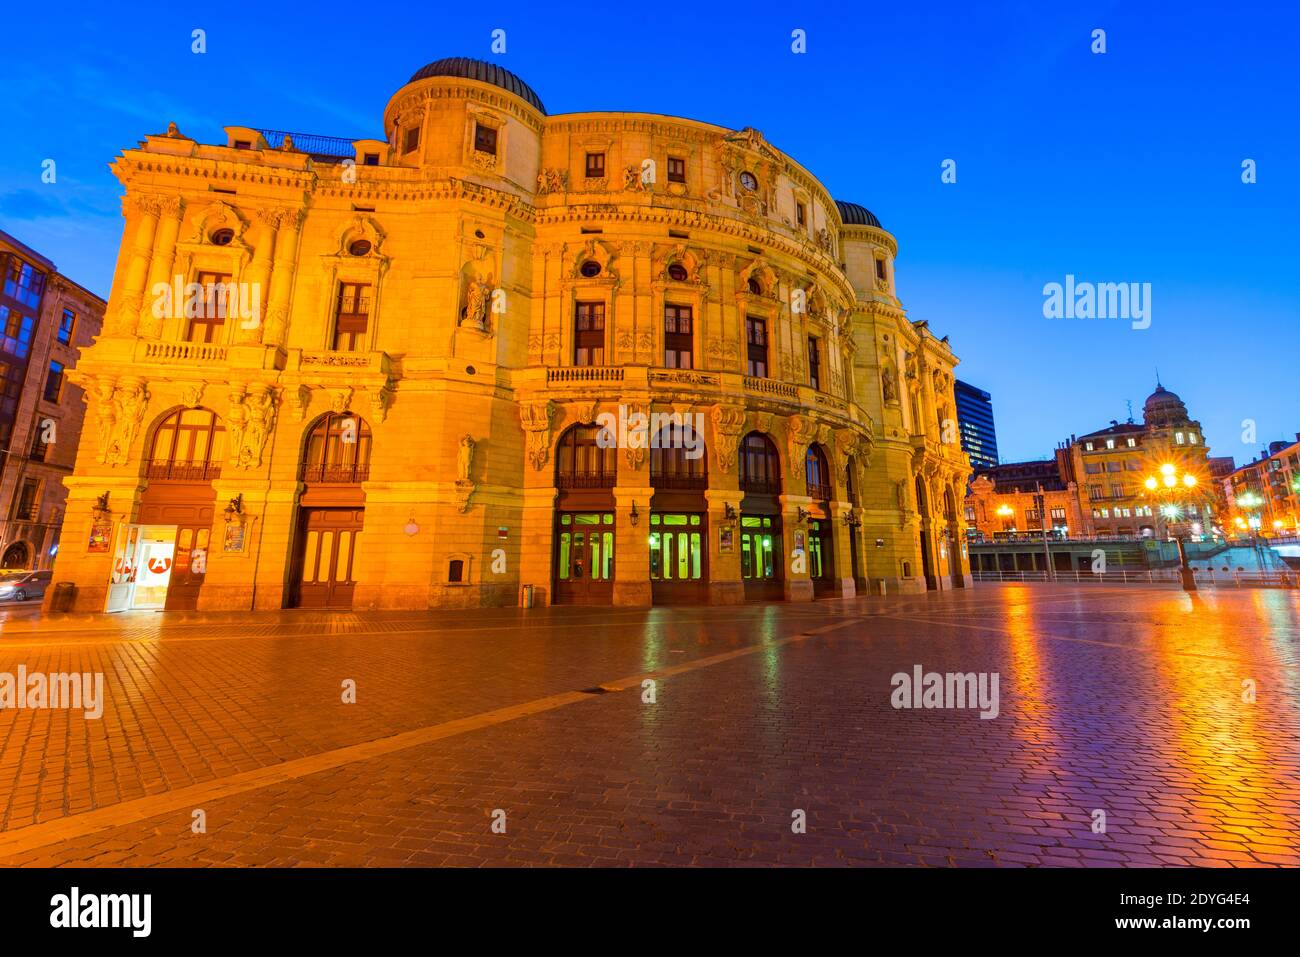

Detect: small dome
[1143, 384, 1189, 425]
[835, 200, 882, 229]
[406, 57, 546, 114]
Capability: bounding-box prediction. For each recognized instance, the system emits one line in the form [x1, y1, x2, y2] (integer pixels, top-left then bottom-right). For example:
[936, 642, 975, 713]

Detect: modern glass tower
[954, 379, 999, 472]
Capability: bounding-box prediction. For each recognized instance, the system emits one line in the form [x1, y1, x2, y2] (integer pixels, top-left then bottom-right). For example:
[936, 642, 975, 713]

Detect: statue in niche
[882, 365, 899, 403]
[463, 275, 491, 332]
[457, 435, 475, 482]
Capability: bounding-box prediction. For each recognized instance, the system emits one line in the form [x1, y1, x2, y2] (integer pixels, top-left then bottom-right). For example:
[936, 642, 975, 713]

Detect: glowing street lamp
[996, 503, 1015, 534]
[1143, 463, 1201, 592]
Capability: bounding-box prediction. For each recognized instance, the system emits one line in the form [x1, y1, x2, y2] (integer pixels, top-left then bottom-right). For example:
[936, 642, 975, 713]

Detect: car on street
[0, 570, 52, 602]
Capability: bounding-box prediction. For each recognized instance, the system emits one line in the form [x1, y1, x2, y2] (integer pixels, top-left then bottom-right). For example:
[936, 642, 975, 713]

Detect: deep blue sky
[3, 1, 1296, 463]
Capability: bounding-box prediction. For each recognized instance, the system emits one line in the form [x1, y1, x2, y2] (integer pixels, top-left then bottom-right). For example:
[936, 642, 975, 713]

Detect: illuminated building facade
[48, 57, 970, 612]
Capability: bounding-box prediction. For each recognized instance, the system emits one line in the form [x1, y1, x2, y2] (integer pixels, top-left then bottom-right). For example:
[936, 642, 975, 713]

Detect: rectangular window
[43, 361, 64, 403]
[795, 202, 806, 227]
[334, 282, 371, 351]
[807, 336, 821, 390]
[667, 156, 686, 183]
[13, 478, 39, 521]
[664, 304, 693, 369]
[585, 152, 605, 178]
[746, 316, 768, 377]
[1176, 432, 1185, 444]
[474, 123, 497, 156]
[404, 126, 420, 154]
[187, 271, 231, 343]
[1106, 438, 1116, 449]
[0, 307, 35, 359]
[363, 153, 380, 166]
[1126, 437, 1137, 447]
[574, 301, 606, 366]
[58, 308, 76, 344]
[5, 259, 45, 309]
[875, 259, 886, 281]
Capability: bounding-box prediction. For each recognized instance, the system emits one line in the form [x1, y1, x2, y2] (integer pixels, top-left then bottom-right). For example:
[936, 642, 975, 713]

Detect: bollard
[520, 583, 535, 608]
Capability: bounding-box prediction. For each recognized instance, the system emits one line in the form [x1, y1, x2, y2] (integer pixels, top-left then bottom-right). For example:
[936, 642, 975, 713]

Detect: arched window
[845, 457, 858, 506]
[805, 444, 832, 501]
[147, 408, 225, 481]
[651, 420, 707, 489]
[302, 412, 372, 483]
[556, 425, 616, 488]
[739, 432, 781, 494]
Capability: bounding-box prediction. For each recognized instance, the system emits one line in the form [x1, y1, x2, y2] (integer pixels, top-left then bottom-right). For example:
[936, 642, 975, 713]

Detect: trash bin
[520, 584, 534, 608]
[50, 582, 76, 613]
[875, 579, 887, 596]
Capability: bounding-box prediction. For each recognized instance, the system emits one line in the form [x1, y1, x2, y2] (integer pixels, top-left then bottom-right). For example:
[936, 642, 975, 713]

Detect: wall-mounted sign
[719, 525, 734, 553]
[498, 526, 509, 540]
[88, 522, 112, 553]
[793, 531, 806, 551]
[223, 522, 246, 553]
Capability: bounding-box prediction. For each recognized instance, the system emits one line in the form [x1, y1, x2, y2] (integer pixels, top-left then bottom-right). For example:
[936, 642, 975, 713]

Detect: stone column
[138, 196, 185, 338]
[704, 488, 743, 605]
[239, 210, 280, 344]
[108, 195, 161, 337]
[264, 208, 303, 348]
[780, 494, 814, 602]
[613, 485, 652, 606]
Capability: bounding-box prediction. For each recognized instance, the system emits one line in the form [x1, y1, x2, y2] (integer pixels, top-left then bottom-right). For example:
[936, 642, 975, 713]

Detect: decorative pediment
[571, 239, 616, 280]
[189, 201, 248, 245]
[333, 215, 387, 259]
[660, 243, 703, 284]
[738, 256, 778, 298]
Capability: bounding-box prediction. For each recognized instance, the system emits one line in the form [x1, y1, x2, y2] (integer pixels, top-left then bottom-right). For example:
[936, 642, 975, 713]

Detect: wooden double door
[291, 507, 365, 608]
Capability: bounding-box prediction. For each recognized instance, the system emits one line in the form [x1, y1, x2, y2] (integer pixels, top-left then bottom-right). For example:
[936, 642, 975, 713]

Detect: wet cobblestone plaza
[0, 583, 1297, 867]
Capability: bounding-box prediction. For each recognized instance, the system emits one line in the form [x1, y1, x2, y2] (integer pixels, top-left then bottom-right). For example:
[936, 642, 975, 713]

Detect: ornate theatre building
[50, 57, 970, 613]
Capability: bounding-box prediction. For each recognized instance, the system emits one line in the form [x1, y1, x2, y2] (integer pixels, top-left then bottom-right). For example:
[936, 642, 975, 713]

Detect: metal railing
[300, 463, 369, 484]
[972, 569, 1298, 588]
[146, 460, 222, 482]
[557, 470, 616, 489]
[255, 129, 359, 158]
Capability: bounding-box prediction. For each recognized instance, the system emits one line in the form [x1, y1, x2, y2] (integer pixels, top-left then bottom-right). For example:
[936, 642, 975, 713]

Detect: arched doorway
[2, 541, 31, 569]
[739, 431, 783, 601]
[649, 418, 708, 604]
[290, 411, 371, 608]
[553, 424, 615, 604]
[944, 486, 966, 588]
[915, 475, 937, 590]
[130, 407, 224, 610]
[805, 443, 835, 596]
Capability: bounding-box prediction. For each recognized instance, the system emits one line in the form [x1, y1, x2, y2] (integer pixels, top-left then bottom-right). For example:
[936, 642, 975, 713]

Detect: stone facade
[0, 231, 105, 572]
[47, 58, 970, 613]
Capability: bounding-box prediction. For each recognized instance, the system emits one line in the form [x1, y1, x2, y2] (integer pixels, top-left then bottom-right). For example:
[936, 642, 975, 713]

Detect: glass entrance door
[553, 512, 614, 604]
[649, 513, 706, 604]
[741, 514, 782, 600]
[809, 518, 835, 595]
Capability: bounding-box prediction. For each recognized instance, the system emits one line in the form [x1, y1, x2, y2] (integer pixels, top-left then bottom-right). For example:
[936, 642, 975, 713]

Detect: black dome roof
[835, 200, 882, 229]
[407, 57, 545, 114]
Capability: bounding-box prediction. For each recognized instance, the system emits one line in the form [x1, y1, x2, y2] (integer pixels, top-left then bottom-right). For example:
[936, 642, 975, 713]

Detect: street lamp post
[1143, 463, 1199, 592]
[1235, 491, 1264, 564]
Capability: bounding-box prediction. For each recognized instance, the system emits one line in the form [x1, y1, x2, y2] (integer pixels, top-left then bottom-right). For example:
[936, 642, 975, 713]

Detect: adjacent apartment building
[966, 383, 1217, 540]
[46, 56, 972, 613]
[1224, 436, 1300, 538]
[0, 231, 105, 570]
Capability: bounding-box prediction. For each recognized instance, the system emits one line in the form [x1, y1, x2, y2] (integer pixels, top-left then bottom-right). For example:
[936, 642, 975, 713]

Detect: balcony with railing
[557, 470, 616, 489]
[300, 462, 370, 484]
[806, 481, 832, 502]
[146, 460, 223, 482]
[651, 471, 709, 491]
